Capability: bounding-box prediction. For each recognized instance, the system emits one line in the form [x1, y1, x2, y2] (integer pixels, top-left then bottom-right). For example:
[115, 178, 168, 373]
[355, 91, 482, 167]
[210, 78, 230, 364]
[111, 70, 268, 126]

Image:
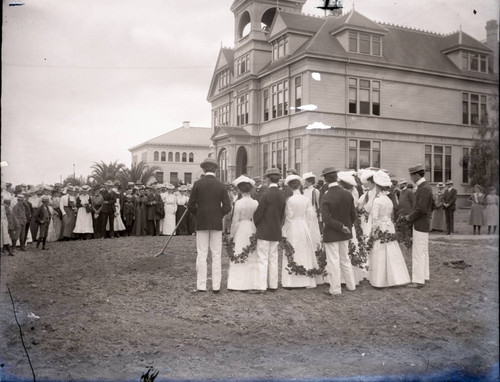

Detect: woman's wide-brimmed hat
[233, 175, 255, 187]
[285, 174, 302, 185]
[338, 171, 357, 187]
[200, 158, 219, 169]
[373, 170, 392, 187]
[264, 168, 281, 177]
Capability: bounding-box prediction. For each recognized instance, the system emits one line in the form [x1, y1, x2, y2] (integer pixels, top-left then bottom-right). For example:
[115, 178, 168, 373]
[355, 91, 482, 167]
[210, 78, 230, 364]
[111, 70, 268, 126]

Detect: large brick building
[207, 0, 498, 196]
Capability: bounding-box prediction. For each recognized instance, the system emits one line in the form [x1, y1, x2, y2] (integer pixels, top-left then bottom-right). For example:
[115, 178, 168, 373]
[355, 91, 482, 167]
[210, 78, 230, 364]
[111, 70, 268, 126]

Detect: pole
[155, 207, 190, 257]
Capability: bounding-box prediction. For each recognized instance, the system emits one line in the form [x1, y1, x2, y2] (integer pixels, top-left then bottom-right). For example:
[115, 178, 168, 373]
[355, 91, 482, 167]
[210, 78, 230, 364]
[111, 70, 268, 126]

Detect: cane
[155, 207, 190, 257]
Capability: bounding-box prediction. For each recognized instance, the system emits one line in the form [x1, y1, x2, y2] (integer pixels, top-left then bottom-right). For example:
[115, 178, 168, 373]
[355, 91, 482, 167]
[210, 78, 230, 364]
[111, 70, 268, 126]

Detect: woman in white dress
[368, 171, 411, 288]
[161, 184, 177, 235]
[106, 190, 126, 236]
[227, 176, 259, 291]
[281, 175, 318, 289]
[73, 185, 94, 239]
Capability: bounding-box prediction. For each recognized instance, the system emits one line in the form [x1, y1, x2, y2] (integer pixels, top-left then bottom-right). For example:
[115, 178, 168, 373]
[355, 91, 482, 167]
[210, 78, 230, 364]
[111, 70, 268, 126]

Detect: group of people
[465, 184, 499, 235]
[0, 180, 196, 255]
[187, 158, 440, 295]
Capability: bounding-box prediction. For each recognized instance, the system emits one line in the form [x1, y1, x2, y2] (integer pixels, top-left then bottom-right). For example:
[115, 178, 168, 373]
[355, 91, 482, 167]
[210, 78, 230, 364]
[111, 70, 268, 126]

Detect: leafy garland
[222, 232, 257, 263]
[348, 208, 374, 270]
[280, 238, 327, 277]
[395, 217, 413, 250]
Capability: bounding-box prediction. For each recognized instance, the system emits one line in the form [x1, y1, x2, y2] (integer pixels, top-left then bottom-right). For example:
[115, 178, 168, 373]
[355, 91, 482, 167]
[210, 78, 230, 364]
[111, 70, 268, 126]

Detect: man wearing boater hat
[405, 164, 433, 288]
[187, 158, 232, 293]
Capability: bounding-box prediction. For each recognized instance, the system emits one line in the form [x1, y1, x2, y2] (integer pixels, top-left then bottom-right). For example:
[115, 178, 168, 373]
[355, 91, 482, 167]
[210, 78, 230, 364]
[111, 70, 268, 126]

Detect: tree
[62, 174, 87, 187]
[90, 160, 126, 185]
[466, 97, 499, 191]
[119, 161, 161, 188]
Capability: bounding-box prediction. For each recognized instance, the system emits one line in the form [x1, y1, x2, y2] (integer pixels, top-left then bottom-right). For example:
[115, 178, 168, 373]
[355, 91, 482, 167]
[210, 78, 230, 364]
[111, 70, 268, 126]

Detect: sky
[1, 0, 498, 186]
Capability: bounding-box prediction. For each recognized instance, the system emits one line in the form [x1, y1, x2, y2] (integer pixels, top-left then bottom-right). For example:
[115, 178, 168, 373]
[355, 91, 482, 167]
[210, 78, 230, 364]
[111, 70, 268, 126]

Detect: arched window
[168, 152, 173, 162]
[175, 152, 180, 162]
[161, 151, 166, 161]
[238, 11, 251, 39]
[182, 152, 187, 162]
[189, 153, 194, 163]
[153, 151, 159, 161]
[218, 148, 228, 182]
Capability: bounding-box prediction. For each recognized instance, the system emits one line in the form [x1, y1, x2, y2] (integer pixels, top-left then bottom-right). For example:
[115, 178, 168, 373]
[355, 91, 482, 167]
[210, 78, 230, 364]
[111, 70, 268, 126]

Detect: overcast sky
[1, 0, 498, 186]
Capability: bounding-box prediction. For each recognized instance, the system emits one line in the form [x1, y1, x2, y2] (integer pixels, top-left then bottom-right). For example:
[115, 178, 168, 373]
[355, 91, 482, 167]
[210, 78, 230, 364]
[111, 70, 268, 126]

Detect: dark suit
[321, 184, 356, 294]
[397, 188, 415, 218]
[101, 189, 117, 237]
[253, 185, 286, 290]
[146, 193, 163, 236]
[407, 181, 433, 232]
[187, 174, 231, 291]
[443, 187, 457, 234]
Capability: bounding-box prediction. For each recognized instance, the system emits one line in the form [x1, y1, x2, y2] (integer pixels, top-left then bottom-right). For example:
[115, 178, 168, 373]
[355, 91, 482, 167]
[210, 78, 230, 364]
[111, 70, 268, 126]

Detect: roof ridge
[377, 21, 444, 36]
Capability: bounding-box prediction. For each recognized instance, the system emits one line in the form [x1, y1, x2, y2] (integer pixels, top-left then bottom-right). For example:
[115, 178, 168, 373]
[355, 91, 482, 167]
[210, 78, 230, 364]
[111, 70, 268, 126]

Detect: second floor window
[462, 51, 488, 73]
[462, 92, 487, 125]
[295, 76, 302, 111]
[271, 80, 289, 119]
[349, 78, 380, 116]
[349, 32, 381, 56]
[237, 54, 250, 76]
[218, 69, 230, 90]
[263, 143, 269, 173]
[154, 151, 159, 161]
[161, 151, 166, 161]
[236, 93, 249, 126]
[214, 104, 230, 127]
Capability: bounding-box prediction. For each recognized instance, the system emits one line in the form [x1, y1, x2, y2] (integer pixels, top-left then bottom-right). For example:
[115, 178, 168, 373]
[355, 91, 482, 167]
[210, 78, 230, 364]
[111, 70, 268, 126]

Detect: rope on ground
[6, 283, 37, 382]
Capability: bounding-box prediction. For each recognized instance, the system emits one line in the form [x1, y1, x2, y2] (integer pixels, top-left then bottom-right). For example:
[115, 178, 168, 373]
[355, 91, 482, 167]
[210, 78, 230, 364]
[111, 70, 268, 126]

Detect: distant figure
[442, 180, 457, 235]
[483, 186, 499, 235]
[467, 185, 484, 235]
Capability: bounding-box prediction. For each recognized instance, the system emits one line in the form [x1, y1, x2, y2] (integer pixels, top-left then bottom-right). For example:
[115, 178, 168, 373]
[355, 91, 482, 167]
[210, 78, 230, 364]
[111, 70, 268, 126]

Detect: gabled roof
[129, 126, 212, 151]
[207, 47, 234, 99]
[211, 126, 251, 141]
[268, 11, 324, 40]
[441, 30, 492, 54]
[330, 10, 388, 35]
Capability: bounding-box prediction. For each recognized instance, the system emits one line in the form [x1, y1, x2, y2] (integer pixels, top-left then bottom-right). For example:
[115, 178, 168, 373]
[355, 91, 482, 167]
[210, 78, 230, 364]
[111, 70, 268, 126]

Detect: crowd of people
[0, 180, 197, 255]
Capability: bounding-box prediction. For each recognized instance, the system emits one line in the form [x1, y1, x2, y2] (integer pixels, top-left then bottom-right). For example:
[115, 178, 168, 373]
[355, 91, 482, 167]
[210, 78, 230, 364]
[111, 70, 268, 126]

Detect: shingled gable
[207, 47, 234, 99]
[129, 126, 212, 151]
[329, 10, 388, 35]
[268, 11, 324, 40]
[441, 30, 492, 54]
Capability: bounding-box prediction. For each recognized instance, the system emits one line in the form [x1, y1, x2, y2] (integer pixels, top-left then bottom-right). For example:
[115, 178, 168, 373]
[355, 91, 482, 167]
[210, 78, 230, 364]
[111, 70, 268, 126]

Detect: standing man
[397, 178, 414, 219]
[442, 179, 457, 235]
[253, 168, 286, 292]
[101, 180, 117, 238]
[321, 167, 357, 295]
[11, 194, 29, 251]
[187, 158, 232, 293]
[405, 164, 433, 288]
[251, 176, 266, 202]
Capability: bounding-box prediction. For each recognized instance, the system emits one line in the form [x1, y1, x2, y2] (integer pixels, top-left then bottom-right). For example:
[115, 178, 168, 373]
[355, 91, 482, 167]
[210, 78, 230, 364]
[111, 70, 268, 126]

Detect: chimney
[486, 19, 499, 74]
[183, 121, 190, 128]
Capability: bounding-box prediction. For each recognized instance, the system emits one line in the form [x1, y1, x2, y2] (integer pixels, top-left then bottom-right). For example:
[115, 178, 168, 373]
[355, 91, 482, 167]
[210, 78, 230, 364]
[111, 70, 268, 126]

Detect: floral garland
[348, 209, 374, 270]
[280, 238, 327, 277]
[222, 232, 257, 264]
[395, 217, 413, 250]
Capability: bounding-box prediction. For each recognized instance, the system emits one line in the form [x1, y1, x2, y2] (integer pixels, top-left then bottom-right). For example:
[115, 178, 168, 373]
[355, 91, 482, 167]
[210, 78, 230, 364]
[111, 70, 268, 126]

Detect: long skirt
[369, 240, 411, 288]
[227, 221, 259, 290]
[62, 207, 76, 238]
[468, 204, 483, 226]
[176, 205, 189, 235]
[431, 207, 446, 231]
[483, 204, 499, 226]
[74, 207, 94, 234]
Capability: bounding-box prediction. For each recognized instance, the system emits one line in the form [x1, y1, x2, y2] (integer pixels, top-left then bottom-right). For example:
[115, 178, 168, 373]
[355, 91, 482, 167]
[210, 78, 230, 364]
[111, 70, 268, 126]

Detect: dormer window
[218, 69, 230, 90]
[272, 35, 288, 61]
[461, 51, 488, 73]
[236, 54, 250, 76]
[349, 32, 381, 56]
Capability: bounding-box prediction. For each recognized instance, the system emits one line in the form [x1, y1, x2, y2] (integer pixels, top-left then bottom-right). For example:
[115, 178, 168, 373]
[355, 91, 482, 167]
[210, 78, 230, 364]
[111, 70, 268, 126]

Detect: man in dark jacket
[101, 180, 117, 238]
[442, 179, 457, 235]
[397, 178, 414, 218]
[405, 164, 433, 288]
[188, 158, 232, 293]
[321, 167, 357, 295]
[253, 168, 287, 292]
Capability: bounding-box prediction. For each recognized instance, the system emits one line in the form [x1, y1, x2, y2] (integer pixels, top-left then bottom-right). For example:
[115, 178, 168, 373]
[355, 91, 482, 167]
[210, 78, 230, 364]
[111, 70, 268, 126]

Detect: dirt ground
[0, 209, 498, 381]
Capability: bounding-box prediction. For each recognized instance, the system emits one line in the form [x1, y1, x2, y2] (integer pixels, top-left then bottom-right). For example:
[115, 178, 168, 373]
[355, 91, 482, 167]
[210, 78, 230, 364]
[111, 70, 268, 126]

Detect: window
[218, 148, 228, 182]
[425, 145, 452, 183]
[161, 151, 166, 162]
[181, 152, 187, 162]
[294, 138, 302, 175]
[263, 143, 269, 173]
[155, 171, 164, 184]
[218, 69, 230, 90]
[349, 32, 382, 56]
[272, 35, 288, 61]
[132, 155, 138, 165]
[236, 93, 249, 126]
[462, 92, 487, 125]
[349, 78, 380, 116]
[461, 51, 488, 73]
[175, 152, 180, 162]
[189, 153, 194, 163]
[349, 140, 381, 169]
[270, 139, 288, 177]
[270, 80, 289, 119]
[214, 104, 230, 127]
[263, 89, 269, 121]
[141, 152, 147, 162]
[295, 76, 302, 111]
[462, 147, 471, 184]
[236, 54, 250, 76]
[154, 151, 159, 161]
[184, 172, 192, 184]
[170, 172, 178, 184]
[168, 152, 173, 162]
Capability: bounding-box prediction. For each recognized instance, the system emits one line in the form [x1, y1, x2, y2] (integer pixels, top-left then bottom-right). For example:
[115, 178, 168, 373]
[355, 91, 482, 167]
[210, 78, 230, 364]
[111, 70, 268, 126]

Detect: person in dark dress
[35, 195, 51, 250]
[100, 180, 117, 238]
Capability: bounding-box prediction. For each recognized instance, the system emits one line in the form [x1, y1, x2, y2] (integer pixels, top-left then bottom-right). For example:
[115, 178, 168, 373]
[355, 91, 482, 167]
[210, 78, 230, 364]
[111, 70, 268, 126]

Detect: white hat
[360, 169, 375, 184]
[166, 183, 175, 190]
[233, 175, 255, 187]
[302, 172, 316, 180]
[373, 170, 392, 187]
[285, 174, 303, 185]
[338, 171, 357, 187]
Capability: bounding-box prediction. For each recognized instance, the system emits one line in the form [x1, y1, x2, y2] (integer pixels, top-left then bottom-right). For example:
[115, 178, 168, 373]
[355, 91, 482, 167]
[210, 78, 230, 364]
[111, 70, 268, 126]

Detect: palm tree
[120, 161, 161, 187]
[90, 160, 126, 185]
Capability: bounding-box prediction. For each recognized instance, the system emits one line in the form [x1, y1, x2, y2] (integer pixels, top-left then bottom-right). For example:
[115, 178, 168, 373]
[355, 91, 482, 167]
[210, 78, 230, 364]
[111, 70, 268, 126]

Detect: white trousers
[325, 240, 356, 295]
[256, 239, 279, 290]
[196, 230, 222, 291]
[412, 228, 430, 284]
